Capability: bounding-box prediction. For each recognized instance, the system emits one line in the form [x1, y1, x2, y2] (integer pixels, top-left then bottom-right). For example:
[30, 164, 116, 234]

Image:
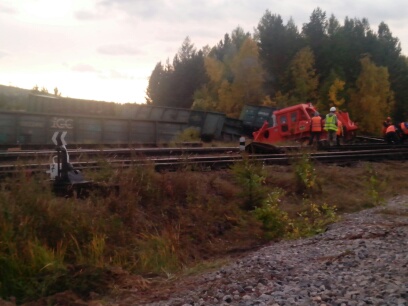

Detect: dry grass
[265, 160, 408, 214]
[2, 159, 408, 304]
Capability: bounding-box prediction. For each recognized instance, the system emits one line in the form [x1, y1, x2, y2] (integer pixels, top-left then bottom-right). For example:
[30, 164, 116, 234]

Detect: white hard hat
[330, 107, 336, 112]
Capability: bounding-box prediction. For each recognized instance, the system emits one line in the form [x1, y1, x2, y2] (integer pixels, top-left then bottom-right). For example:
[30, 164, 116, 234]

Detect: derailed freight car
[0, 110, 183, 146]
[0, 94, 243, 148]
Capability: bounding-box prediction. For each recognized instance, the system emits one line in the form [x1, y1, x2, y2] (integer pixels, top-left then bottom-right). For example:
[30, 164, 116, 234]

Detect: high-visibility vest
[382, 120, 391, 134]
[400, 122, 408, 135]
[311, 116, 322, 132]
[324, 114, 337, 132]
[386, 125, 396, 133]
[337, 120, 343, 136]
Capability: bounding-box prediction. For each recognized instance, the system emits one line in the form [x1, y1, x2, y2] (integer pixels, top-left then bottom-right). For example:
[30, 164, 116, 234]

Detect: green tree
[146, 37, 208, 108]
[302, 8, 328, 77]
[167, 37, 208, 108]
[146, 62, 167, 105]
[317, 69, 345, 111]
[256, 11, 304, 98]
[349, 56, 394, 135]
[370, 23, 408, 121]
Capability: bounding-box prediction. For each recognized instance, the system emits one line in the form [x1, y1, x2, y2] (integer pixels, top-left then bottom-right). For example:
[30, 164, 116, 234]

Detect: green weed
[230, 156, 268, 210]
[293, 154, 321, 196]
[136, 227, 183, 275]
[252, 188, 338, 240]
[365, 164, 385, 206]
[289, 201, 339, 238]
[173, 127, 201, 143]
[252, 188, 290, 240]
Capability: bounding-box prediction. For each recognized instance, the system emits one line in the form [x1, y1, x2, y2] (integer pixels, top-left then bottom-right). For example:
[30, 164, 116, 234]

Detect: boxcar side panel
[201, 113, 226, 139]
[103, 120, 129, 143]
[157, 122, 186, 142]
[129, 121, 156, 144]
[76, 118, 102, 144]
[0, 113, 17, 144]
[18, 115, 47, 144]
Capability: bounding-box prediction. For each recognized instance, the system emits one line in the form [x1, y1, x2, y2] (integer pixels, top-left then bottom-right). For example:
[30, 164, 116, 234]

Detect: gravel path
[128, 196, 408, 306]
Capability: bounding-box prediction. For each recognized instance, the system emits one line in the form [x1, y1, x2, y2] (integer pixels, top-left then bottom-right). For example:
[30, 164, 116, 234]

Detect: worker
[336, 119, 344, 146]
[385, 124, 399, 144]
[324, 107, 338, 146]
[399, 122, 408, 143]
[308, 112, 323, 145]
[382, 117, 392, 137]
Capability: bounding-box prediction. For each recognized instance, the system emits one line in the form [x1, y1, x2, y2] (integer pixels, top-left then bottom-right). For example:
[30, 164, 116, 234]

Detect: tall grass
[0, 158, 403, 304]
[0, 163, 257, 303]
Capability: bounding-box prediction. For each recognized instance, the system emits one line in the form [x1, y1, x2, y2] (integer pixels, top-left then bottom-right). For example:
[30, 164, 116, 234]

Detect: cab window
[290, 112, 297, 122]
[280, 115, 288, 132]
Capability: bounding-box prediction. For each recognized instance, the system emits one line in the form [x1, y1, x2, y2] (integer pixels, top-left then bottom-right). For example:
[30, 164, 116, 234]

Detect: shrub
[252, 188, 290, 240]
[289, 201, 339, 238]
[230, 157, 268, 210]
[173, 127, 201, 143]
[365, 164, 385, 206]
[293, 154, 321, 196]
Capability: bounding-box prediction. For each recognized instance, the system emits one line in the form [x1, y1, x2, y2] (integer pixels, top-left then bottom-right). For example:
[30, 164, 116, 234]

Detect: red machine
[252, 103, 358, 145]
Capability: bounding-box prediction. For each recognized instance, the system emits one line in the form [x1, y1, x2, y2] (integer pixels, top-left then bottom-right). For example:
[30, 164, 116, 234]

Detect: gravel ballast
[134, 196, 408, 306]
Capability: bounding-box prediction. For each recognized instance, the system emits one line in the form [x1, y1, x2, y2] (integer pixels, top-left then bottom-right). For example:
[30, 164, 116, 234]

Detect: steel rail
[3, 143, 408, 162]
[0, 146, 241, 162]
[1, 148, 408, 177]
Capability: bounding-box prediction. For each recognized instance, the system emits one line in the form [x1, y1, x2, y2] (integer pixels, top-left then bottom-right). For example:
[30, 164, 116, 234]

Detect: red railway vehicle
[251, 103, 358, 145]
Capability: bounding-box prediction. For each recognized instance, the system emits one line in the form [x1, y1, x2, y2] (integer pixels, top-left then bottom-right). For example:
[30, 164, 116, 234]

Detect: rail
[1, 147, 408, 177]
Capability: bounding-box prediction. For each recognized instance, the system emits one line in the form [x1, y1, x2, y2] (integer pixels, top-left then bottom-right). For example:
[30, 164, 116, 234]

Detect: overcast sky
[0, 0, 406, 104]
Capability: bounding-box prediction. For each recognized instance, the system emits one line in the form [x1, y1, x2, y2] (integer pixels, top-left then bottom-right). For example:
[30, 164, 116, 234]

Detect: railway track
[0, 146, 240, 162]
[1, 145, 408, 177]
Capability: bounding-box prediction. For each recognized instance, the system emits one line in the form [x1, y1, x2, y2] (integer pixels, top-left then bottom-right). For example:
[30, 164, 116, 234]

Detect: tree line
[146, 8, 408, 135]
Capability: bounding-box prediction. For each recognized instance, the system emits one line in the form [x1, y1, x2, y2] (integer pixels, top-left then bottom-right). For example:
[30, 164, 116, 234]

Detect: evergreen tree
[369, 23, 408, 121]
[146, 62, 167, 105]
[146, 37, 208, 108]
[302, 8, 328, 77]
[256, 10, 304, 98]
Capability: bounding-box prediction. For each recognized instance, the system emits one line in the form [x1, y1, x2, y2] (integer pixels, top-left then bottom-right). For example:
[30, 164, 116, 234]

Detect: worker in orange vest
[399, 122, 408, 143]
[382, 117, 392, 137]
[385, 124, 399, 144]
[336, 119, 344, 145]
[308, 112, 323, 145]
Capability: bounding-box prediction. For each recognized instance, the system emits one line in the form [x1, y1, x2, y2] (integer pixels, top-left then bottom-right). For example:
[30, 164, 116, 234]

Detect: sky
[0, 0, 407, 104]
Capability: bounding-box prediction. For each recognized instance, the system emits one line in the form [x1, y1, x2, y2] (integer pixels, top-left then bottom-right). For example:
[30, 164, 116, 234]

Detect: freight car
[0, 93, 243, 148]
[239, 104, 277, 136]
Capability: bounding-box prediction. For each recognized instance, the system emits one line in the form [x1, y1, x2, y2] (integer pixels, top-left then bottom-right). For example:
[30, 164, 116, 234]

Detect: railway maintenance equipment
[248, 103, 358, 152]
